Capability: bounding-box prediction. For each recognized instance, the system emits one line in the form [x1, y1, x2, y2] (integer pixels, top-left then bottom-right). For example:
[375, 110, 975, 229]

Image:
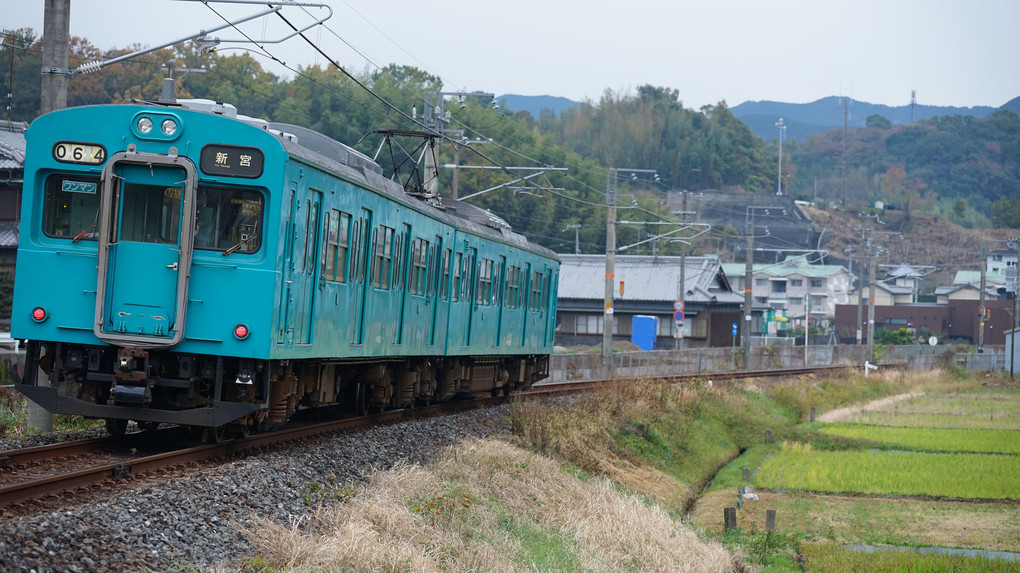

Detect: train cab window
[194, 186, 264, 253]
[42, 175, 101, 240]
[117, 182, 182, 244]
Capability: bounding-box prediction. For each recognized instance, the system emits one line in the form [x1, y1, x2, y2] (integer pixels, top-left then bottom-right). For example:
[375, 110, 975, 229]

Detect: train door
[277, 188, 298, 345]
[351, 207, 372, 345]
[495, 255, 506, 346]
[520, 263, 531, 346]
[464, 247, 477, 347]
[298, 191, 321, 345]
[427, 236, 442, 346]
[95, 153, 196, 347]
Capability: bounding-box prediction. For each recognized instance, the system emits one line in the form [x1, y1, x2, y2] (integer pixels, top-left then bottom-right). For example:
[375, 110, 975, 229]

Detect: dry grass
[236, 439, 740, 572]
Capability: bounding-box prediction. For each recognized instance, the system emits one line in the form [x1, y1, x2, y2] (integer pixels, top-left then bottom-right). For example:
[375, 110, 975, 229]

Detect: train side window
[194, 186, 264, 253]
[451, 252, 462, 302]
[324, 210, 351, 283]
[370, 225, 394, 290]
[409, 237, 429, 296]
[505, 265, 520, 309]
[476, 258, 493, 306]
[462, 248, 475, 303]
[350, 219, 363, 283]
[42, 174, 101, 240]
[529, 271, 543, 311]
[440, 248, 451, 300]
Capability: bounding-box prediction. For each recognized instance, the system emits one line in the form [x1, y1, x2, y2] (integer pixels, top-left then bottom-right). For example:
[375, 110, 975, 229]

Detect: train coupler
[112, 348, 153, 405]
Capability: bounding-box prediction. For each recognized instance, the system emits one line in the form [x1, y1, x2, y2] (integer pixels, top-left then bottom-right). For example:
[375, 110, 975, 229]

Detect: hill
[799, 205, 1019, 289]
[496, 94, 580, 118]
[730, 96, 1001, 141]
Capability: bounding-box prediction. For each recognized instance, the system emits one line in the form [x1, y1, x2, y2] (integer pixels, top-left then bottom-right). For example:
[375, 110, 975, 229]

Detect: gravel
[0, 405, 513, 572]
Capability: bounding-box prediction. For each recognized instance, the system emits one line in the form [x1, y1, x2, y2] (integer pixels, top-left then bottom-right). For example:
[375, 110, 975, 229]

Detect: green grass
[756, 448, 1020, 499]
[820, 424, 1020, 454]
[802, 542, 1020, 572]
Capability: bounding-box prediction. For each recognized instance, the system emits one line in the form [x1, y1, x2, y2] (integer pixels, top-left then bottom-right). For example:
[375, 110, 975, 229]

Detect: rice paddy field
[692, 373, 1020, 572]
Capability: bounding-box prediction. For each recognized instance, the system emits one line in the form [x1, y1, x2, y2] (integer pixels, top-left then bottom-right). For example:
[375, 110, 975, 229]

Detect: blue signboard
[731, 322, 738, 336]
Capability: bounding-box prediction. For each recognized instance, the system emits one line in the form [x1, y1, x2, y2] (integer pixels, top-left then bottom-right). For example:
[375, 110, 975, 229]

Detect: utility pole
[978, 245, 986, 353]
[868, 249, 877, 362]
[603, 167, 656, 371]
[603, 171, 619, 372]
[40, 0, 70, 116]
[565, 224, 581, 254]
[841, 97, 850, 207]
[30, 0, 70, 433]
[678, 191, 688, 349]
[775, 118, 786, 196]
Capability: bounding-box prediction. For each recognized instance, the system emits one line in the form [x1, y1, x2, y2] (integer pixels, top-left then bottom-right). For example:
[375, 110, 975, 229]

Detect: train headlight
[161, 119, 178, 136]
[137, 117, 153, 134]
[233, 324, 250, 340]
[31, 306, 47, 322]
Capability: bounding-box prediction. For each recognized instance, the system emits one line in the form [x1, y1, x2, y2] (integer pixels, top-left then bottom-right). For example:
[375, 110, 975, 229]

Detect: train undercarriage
[15, 340, 549, 440]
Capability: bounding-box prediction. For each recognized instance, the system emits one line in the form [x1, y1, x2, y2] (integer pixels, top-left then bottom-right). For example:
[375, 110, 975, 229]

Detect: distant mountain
[731, 97, 1000, 141]
[499, 93, 1018, 142]
[496, 94, 580, 118]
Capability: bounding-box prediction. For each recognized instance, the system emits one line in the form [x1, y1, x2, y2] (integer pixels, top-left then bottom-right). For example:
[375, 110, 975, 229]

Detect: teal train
[12, 98, 558, 440]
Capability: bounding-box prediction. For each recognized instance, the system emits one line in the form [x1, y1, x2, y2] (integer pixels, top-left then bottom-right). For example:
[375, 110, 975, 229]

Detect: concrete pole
[867, 252, 877, 362]
[30, 0, 70, 433]
[743, 224, 753, 369]
[978, 251, 986, 352]
[603, 171, 616, 373]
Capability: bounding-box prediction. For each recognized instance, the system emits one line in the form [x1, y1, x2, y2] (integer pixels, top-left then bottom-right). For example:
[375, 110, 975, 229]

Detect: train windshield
[194, 186, 264, 254]
[42, 174, 101, 241]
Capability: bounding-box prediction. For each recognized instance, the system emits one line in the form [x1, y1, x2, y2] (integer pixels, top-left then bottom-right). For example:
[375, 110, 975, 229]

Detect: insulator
[76, 60, 104, 74]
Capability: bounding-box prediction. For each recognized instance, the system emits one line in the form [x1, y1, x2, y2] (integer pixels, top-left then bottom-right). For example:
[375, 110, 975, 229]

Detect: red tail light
[31, 307, 47, 322]
[233, 324, 249, 340]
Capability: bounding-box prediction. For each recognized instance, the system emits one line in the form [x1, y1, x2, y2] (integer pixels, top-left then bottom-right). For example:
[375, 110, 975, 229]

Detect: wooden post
[765, 428, 773, 443]
[724, 507, 737, 532]
[766, 509, 776, 531]
[742, 467, 751, 482]
[810, 406, 816, 422]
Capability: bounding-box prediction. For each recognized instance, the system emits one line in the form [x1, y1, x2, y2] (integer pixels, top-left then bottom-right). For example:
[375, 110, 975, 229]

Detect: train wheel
[105, 418, 128, 438]
[211, 425, 227, 444]
[354, 383, 370, 417]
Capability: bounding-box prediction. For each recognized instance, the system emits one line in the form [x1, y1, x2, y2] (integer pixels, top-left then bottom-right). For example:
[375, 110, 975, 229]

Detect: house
[722, 255, 852, 332]
[0, 120, 27, 271]
[556, 254, 743, 348]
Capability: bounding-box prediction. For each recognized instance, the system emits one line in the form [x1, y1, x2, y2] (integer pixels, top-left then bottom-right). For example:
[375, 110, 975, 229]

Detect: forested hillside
[784, 111, 1020, 228]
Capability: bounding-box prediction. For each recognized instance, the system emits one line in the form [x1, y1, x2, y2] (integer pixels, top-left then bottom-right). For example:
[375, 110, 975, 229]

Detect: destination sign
[200, 144, 264, 179]
[53, 141, 107, 165]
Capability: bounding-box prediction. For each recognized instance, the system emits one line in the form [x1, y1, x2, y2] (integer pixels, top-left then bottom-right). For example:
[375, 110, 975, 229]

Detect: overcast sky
[8, 0, 1020, 109]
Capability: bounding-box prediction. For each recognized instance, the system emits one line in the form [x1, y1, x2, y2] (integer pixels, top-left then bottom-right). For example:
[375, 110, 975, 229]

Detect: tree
[990, 197, 1020, 228]
[865, 114, 891, 129]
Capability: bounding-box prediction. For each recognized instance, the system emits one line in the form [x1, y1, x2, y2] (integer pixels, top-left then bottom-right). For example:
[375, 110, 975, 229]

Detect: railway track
[0, 365, 856, 509]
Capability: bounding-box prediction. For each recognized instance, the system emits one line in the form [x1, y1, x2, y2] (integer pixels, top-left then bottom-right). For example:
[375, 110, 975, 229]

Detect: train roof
[264, 119, 557, 262]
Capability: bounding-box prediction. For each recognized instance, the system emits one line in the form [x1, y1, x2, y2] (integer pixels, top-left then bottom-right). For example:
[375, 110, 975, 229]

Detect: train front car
[13, 102, 281, 438]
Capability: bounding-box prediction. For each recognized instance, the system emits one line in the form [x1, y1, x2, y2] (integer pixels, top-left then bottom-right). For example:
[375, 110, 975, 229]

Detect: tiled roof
[558, 254, 742, 303]
[0, 222, 17, 248]
[0, 121, 27, 171]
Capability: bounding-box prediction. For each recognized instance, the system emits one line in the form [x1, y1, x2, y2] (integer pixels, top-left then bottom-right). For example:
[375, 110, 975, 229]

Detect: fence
[548, 344, 1008, 383]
